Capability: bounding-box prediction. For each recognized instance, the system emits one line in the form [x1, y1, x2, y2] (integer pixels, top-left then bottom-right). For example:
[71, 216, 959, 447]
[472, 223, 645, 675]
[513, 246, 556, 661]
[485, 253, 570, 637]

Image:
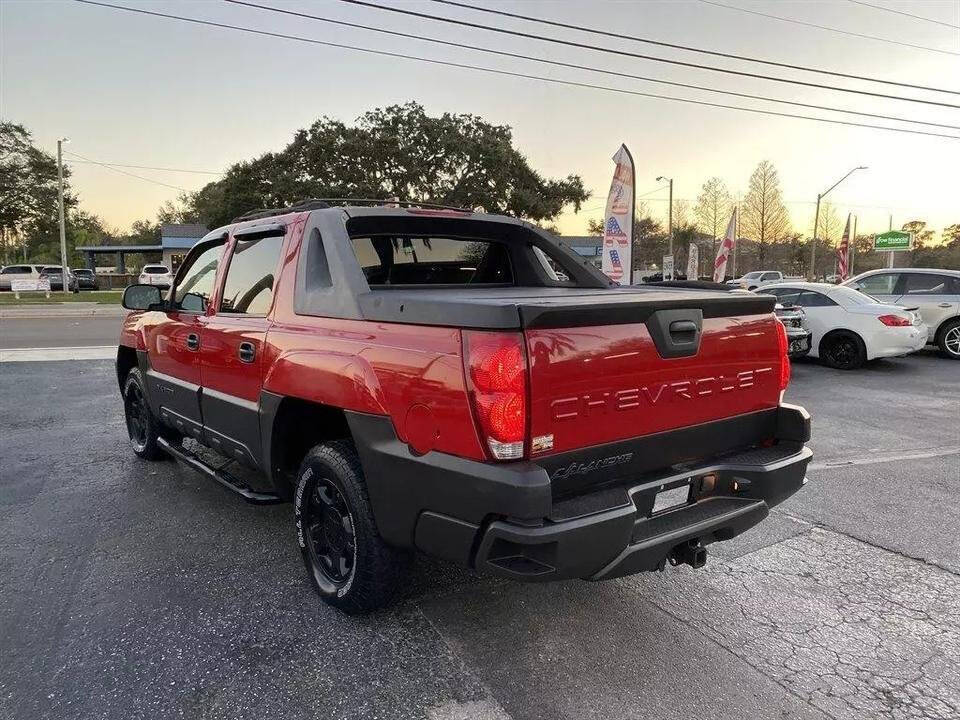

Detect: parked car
[775, 304, 811, 358]
[138, 264, 174, 288]
[728, 271, 803, 291]
[117, 201, 809, 614]
[39, 266, 79, 292]
[759, 282, 927, 370]
[73, 268, 100, 290]
[843, 268, 960, 360]
[0, 264, 45, 291]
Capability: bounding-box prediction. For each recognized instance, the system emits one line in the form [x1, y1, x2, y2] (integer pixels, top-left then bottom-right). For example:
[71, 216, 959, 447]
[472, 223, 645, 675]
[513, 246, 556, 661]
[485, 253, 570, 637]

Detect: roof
[851, 267, 960, 278]
[76, 244, 162, 252]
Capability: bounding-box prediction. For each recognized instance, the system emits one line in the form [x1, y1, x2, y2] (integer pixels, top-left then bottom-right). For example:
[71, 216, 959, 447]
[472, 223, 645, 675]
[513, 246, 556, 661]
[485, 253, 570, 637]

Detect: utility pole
[809, 166, 867, 280]
[849, 214, 857, 277]
[57, 138, 70, 294]
[888, 214, 895, 268]
[656, 176, 674, 256]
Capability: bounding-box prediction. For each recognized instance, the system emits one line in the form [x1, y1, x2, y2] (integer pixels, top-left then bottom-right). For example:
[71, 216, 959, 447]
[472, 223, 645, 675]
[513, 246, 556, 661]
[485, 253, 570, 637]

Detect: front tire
[820, 331, 866, 370]
[122, 368, 167, 460]
[294, 440, 409, 614]
[936, 319, 960, 360]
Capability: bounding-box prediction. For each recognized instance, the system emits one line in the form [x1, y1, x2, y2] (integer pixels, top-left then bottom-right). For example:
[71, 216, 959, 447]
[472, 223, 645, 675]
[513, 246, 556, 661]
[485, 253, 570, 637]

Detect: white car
[843, 268, 960, 360]
[138, 264, 174, 288]
[0, 264, 45, 291]
[758, 282, 928, 370]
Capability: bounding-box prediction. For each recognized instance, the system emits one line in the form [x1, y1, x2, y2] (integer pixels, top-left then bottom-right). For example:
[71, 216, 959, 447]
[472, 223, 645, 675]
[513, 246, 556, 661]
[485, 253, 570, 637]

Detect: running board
[157, 436, 284, 505]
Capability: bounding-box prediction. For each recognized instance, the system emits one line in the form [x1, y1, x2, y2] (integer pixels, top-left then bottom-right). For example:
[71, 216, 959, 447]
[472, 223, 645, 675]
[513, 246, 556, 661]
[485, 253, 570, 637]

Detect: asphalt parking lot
[1, 334, 958, 719]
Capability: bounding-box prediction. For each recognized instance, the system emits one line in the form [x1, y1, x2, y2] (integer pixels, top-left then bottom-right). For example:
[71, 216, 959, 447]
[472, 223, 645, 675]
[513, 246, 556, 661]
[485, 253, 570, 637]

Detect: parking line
[0, 346, 116, 362]
[809, 446, 960, 471]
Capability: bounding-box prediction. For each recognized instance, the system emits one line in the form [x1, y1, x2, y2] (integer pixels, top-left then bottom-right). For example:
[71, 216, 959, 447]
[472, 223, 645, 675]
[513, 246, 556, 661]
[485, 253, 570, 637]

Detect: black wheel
[820, 331, 866, 370]
[122, 368, 167, 460]
[936, 319, 960, 360]
[294, 440, 409, 614]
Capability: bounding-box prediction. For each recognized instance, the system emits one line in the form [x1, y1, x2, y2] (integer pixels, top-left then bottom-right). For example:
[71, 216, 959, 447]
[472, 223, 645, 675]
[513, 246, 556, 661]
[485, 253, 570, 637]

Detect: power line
[584, 184, 669, 212]
[225, 0, 960, 131]
[64, 155, 221, 175]
[332, 0, 960, 108]
[698, 0, 959, 57]
[846, 0, 960, 30]
[73, 1, 960, 140]
[64, 149, 188, 191]
[424, 0, 954, 95]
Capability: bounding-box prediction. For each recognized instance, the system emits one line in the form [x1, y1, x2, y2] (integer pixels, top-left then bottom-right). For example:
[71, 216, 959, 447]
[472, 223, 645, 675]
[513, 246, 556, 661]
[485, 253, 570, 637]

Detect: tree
[185, 103, 589, 228]
[694, 177, 732, 262]
[0, 121, 77, 263]
[740, 160, 790, 267]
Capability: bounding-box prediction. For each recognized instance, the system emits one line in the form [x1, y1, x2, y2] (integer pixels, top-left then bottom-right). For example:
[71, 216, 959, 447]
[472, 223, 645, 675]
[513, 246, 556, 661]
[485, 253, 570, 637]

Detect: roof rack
[231, 197, 474, 223]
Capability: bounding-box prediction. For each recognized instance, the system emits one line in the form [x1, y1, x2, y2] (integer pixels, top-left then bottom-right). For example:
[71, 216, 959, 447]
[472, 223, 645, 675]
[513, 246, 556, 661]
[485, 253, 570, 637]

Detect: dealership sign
[874, 231, 912, 252]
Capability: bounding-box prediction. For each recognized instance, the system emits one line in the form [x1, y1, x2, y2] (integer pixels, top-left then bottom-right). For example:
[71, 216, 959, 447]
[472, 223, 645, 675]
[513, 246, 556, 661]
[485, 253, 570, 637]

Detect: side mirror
[122, 284, 163, 311]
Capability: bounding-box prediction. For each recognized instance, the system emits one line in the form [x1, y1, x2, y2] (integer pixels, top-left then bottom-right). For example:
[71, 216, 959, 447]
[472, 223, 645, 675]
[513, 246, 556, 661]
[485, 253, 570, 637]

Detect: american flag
[836, 214, 851, 282]
[713, 207, 737, 283]
[608, 249, 624, 281]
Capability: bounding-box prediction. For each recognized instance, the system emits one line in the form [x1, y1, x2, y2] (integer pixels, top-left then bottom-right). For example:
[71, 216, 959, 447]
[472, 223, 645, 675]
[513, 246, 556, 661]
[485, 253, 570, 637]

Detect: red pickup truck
[118, 200, 811, 613]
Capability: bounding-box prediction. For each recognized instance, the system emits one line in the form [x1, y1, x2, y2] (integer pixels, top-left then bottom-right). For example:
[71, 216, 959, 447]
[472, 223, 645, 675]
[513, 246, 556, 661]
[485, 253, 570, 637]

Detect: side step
[157, 437, 284, 505]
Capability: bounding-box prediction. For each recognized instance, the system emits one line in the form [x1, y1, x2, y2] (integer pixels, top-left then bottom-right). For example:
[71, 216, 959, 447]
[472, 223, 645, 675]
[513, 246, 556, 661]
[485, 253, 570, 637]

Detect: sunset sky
[3, 0, 958, 240]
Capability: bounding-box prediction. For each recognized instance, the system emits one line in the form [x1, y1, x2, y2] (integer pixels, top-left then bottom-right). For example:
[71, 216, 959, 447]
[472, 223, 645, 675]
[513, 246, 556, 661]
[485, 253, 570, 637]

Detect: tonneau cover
[357, 287, 775, 330]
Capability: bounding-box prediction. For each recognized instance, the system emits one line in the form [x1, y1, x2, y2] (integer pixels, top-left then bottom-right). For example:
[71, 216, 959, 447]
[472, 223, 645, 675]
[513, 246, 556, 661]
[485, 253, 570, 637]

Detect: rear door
[199, 227, 286, 468]
[143, 238, 226, 440]
[893, 272, 959, 341]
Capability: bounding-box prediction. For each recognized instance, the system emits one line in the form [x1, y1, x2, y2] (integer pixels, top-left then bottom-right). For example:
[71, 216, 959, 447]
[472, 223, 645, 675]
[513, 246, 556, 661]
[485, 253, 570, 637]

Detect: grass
[0, 290, 123, 305]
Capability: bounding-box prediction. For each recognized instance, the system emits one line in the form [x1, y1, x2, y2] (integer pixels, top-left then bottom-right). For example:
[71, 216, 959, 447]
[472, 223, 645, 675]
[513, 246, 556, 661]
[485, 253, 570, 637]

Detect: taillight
[463, 331, 527, 461]
[775, 320, 791, 392]
[878, 314, 911, 327]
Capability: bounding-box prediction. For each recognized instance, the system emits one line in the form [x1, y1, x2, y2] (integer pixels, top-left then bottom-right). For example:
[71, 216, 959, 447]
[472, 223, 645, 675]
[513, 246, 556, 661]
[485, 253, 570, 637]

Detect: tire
[820, 331, 867, 370]
[294, 440, 409, 614]
[122, 367, 168, 460]
[936, 319, 960, 360]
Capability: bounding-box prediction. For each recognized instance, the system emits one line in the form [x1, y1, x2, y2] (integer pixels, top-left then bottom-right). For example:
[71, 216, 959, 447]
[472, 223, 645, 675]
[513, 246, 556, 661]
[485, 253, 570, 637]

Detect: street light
[809, 166, 867, 280]
[57, 138, 70, 294]
[656, 176, 673, 257]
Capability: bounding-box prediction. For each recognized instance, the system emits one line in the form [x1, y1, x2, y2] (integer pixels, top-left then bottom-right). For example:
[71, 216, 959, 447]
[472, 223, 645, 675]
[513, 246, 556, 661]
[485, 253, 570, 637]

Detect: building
[558, 236, 602, 268]
[160, 224, 208, 272]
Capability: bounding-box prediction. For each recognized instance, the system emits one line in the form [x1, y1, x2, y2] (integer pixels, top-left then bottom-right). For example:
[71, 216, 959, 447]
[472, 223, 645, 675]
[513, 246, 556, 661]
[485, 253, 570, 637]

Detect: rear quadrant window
[351, 236, 513, 286]
[219, 234, 285, 315]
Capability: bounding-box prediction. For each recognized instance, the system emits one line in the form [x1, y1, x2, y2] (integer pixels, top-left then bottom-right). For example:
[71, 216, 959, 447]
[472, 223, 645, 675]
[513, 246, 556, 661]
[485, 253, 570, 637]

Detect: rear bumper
[347, 404, 811, 582]
[871, 324, 929, 358]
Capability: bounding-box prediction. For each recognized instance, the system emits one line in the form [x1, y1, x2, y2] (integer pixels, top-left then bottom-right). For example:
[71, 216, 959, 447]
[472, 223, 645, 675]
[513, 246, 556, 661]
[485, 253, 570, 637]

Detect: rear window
[41, 267, 61, 274]
[351, 236, 513, 286]
[143, 266, 168, 274]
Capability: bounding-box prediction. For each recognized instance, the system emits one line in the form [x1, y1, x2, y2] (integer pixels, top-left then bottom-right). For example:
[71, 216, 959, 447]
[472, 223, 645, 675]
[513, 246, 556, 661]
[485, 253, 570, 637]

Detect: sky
[2, 0, 959, 242]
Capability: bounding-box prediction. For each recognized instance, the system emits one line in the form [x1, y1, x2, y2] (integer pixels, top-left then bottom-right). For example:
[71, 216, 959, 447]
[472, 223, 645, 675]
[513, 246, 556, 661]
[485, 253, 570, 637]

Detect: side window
[2, 265, 30, 274]
[173, 242, 224, 313]
[902, 273, 951, 295]
[857, 273, 899, 295]
[219, 234, 285, 315]
[798, 291, 837, 307]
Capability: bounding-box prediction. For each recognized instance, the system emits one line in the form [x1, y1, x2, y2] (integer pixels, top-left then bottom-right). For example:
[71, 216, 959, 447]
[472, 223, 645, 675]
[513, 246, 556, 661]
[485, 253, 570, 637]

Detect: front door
[200, 229, 286, 469]
[143, 238, 225, 440]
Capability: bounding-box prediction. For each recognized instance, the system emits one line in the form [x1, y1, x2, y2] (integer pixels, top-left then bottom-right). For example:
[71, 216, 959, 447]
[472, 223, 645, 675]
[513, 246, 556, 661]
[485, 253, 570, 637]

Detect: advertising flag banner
[601, 145, 635, 284]
[686, 243, 699, 280]
[713, 207, 737, 283]
[837, 214, 851, 282]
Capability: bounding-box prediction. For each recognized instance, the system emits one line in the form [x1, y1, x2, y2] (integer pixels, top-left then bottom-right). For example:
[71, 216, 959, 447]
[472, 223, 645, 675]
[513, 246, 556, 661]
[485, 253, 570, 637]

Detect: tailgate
[525, 299, 782, 457]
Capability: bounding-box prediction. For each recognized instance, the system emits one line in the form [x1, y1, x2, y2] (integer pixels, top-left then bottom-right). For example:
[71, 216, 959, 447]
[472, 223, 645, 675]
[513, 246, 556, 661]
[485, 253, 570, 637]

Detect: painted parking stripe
[808, 446, 960, 471]
[0, 346, 116, 362]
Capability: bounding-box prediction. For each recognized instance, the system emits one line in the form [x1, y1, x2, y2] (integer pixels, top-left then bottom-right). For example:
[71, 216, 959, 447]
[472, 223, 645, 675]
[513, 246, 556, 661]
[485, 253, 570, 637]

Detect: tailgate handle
[669, 320, 698, 343]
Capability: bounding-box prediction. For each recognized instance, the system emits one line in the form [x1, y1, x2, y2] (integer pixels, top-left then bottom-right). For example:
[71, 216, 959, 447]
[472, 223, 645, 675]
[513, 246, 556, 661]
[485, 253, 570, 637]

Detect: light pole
[57, 138, 70, 294]
[656, 176, 673, 257]
[809, 166, 866, 280]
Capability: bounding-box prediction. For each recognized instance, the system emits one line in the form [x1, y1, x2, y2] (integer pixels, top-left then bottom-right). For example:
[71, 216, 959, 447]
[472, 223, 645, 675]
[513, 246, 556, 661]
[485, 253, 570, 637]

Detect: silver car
[843, 268, 960, 359]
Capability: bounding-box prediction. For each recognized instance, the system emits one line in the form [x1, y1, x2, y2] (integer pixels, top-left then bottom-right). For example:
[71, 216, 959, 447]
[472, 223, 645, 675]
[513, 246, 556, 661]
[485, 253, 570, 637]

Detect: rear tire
[936, 319, 960, 360]
[122, 368, 167, 460]
[294, 440, 409, 614]
[820, 331, 866, 370]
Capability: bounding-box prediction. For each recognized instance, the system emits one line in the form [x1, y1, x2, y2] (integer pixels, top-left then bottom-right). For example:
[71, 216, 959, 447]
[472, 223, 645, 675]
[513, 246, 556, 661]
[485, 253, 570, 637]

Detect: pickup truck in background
[117, 200, 811, 614]
[728, 270, 803, 291]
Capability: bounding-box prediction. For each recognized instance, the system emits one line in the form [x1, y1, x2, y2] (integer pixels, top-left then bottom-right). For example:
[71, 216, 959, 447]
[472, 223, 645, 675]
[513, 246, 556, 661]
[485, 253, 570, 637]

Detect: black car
[39, 266, 79, 292]
[72, 268, 100, 290]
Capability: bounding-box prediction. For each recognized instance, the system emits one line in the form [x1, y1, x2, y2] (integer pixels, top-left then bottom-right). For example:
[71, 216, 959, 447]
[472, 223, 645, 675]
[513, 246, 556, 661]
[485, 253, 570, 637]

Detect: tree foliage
[740, 160, 790, 266]
[694, 177, 732, 260]
[185, 103, 589, 228]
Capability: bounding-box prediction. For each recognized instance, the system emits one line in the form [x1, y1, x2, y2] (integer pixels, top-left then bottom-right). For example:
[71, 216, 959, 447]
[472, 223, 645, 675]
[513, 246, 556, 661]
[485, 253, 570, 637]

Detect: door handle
[938, 303, 952, 308]
[186, 333, 200, 351]
[238, 341, 256, 364]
